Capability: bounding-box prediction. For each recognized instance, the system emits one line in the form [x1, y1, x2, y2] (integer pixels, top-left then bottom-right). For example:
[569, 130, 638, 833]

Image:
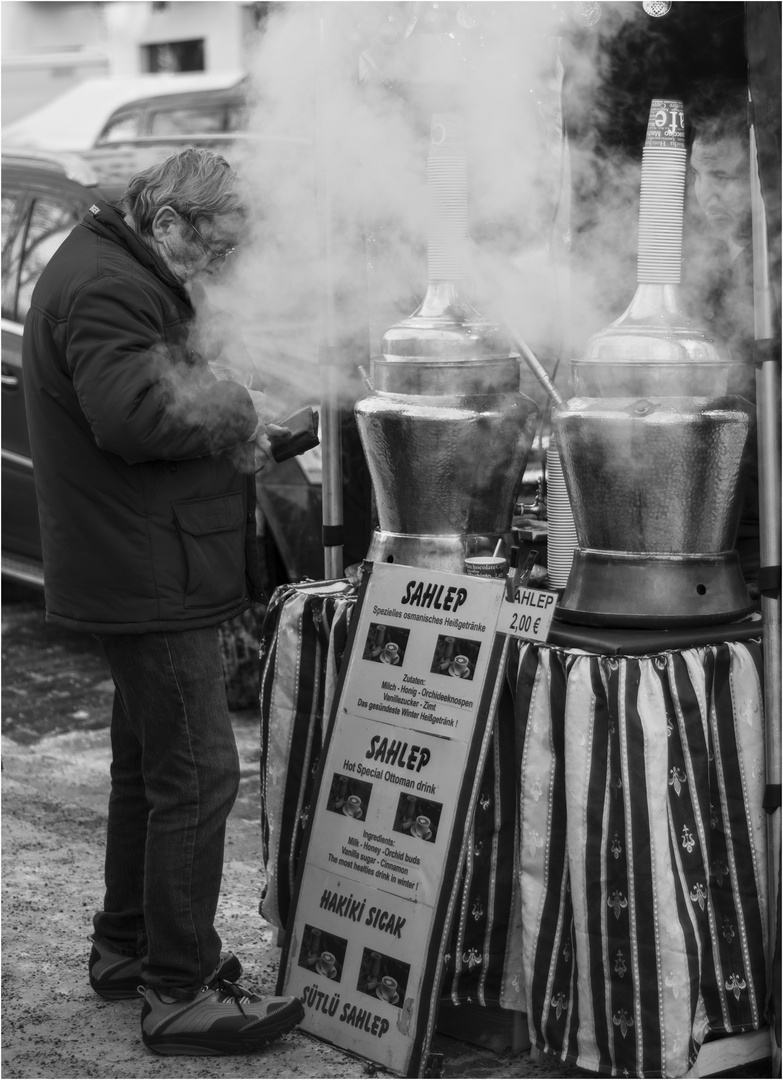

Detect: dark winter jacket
[22, 200, 264, 633]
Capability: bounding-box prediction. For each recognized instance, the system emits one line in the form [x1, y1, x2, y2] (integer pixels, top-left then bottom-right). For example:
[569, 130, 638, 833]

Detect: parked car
[2, 71, 248, 153]
[1, 150, 125, 586]
[93, 75, 249, 146]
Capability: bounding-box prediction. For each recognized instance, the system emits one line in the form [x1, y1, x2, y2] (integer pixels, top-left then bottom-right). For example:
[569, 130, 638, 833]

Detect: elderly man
[22, 148, 303, 1055]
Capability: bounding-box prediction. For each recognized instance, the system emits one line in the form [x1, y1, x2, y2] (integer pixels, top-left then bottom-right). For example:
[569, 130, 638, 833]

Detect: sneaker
[141, 980, 305, 1056]
[89, 939, 242, 1001]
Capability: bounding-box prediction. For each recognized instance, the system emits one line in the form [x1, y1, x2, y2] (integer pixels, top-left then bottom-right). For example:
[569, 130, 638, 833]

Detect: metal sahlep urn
[553, 99, 754, 627]
[355, 114, 539, 573]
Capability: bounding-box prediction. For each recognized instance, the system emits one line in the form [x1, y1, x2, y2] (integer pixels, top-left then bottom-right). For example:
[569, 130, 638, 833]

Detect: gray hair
[122, 147, 246, 237]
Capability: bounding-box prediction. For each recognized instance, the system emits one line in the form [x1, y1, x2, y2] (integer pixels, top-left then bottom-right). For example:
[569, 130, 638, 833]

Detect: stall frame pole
[316, 5, 344, 581]
[749, 95, 782, 1069]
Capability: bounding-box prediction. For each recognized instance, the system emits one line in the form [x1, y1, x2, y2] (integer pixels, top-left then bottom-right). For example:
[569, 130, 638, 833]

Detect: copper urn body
[356, 286, 539, 572]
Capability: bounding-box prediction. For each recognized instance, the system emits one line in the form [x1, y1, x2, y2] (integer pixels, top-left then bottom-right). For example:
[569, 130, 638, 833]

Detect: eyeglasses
[178, 211, 236, 263]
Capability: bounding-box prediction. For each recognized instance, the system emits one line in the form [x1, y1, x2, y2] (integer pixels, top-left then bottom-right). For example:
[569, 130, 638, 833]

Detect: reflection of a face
[690, 136, 751, 251]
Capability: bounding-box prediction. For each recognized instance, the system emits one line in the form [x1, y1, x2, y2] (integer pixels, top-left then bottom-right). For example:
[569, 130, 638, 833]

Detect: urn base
[557, 548, 753, 628]
[365, 529, 512, 575]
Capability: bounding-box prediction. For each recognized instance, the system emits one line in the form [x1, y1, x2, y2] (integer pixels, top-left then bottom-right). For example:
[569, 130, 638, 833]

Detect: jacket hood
[79, 200, 193, 311]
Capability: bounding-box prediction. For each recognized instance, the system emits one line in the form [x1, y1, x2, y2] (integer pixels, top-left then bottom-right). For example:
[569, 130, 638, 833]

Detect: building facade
[1, 1, 270, 125]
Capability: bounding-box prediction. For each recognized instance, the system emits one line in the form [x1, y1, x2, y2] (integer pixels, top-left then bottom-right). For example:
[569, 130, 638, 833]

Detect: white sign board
[278, 562, 510, 1077]
[496, 583, 559, 643]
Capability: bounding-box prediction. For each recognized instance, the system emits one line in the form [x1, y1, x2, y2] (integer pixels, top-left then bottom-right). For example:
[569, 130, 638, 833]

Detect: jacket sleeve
[65, 274, 257, 464]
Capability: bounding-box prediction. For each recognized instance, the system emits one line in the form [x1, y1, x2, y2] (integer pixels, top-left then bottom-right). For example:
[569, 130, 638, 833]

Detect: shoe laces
[211, 978, 256, 1016]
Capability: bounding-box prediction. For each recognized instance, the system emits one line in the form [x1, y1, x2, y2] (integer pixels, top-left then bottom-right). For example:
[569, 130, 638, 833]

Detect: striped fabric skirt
[513, 638, 768, 1077]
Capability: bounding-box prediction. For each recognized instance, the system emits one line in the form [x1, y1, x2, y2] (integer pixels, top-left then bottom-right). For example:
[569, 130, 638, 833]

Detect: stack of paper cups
[637, 98, 686, 284]
[546, 444, 579, 589]
[427, 114, 468, 282]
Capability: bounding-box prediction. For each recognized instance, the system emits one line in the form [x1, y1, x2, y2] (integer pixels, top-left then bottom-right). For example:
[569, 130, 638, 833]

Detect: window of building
[143, 39, 205, 73]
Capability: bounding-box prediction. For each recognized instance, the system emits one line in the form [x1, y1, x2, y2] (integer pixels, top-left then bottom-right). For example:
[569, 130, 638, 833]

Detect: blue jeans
[93, 628, 240, 999]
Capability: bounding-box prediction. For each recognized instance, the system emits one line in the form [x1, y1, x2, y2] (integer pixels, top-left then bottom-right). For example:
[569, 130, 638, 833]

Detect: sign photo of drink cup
[356, 947, 411, 1007]
[326, 772, 373, 820]
[393, 793, 442, 843]
[430, 634, 481, 680]
[297, 925, 347, 982]
[362, 622, 410, 666]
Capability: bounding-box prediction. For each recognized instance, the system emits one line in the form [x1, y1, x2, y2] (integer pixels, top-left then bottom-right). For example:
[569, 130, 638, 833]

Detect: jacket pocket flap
[173, 492, 244, 536]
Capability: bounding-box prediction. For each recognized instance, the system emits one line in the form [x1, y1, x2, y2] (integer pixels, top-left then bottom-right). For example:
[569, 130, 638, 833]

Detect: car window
[96, 112, 141, 145]
[2, 192, 28, 321]
[150, 107, 226, 136]
[2, 192, 23, 255]
[15, 197, 80, 323]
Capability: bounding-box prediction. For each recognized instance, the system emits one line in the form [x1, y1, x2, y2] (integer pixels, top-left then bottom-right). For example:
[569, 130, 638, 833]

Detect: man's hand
[253, 422, 290, 473]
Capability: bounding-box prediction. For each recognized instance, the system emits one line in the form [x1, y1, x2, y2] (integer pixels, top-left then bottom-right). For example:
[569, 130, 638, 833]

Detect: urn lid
[381, 282, 517, 362]
[580, 283, 731, 367]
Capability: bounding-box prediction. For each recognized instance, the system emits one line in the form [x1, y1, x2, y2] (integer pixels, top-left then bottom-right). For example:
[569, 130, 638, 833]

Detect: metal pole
[316, 6, 344, 580]
[505, 323, 565, 408]
[749, 98, 782, 1039]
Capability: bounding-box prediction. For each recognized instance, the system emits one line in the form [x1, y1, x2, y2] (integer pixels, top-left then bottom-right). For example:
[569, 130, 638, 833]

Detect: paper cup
[546, 445, 579, 589]
[464, 556, 507, 577]
[414, 815, 431, 836]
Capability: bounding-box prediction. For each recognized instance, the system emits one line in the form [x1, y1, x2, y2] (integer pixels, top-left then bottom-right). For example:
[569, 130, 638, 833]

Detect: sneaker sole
[91, 954, 243, 1002]
[142, 998, 305, 1056]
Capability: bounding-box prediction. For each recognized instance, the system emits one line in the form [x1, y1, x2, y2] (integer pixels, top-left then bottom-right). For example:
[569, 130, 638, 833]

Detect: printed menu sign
[278, 562, 509, 1077]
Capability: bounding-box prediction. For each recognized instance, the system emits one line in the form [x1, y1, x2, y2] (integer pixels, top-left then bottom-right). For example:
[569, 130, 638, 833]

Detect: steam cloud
[201, 2, 750, 413]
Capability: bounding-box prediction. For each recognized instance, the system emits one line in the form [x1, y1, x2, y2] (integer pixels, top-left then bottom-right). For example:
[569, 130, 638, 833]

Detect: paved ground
[1, 583, 571, 1080]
